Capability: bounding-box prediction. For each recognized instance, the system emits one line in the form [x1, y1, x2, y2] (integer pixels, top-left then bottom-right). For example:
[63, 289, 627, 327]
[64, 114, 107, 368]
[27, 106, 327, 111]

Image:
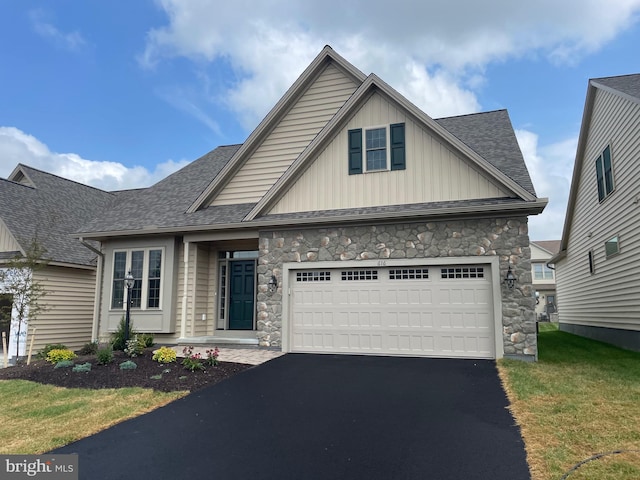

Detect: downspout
[180, 241, 190, 340]
[79, 238, 103, 343]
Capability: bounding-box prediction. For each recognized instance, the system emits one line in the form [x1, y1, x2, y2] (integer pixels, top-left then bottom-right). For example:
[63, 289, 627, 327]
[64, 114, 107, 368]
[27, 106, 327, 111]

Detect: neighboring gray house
[554, 73, 640, 351]
[530, 240, 560, 321]
[0, 165, 114, 356]
[76, 46, 547, 361]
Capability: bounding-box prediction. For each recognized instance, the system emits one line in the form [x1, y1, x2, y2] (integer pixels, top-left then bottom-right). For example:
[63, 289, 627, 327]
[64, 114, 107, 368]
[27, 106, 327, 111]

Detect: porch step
[177, 336, 259, 346]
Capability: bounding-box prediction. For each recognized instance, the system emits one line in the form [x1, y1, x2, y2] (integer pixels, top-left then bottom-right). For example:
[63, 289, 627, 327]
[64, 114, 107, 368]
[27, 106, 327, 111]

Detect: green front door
[228, 260, 255, 330]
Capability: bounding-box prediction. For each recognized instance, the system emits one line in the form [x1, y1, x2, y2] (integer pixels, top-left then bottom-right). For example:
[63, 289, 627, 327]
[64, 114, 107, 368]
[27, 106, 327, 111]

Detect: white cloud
[29, 9, 86, 51]
[0, 127, 188, 191]
[141, 0, 640, 128]
[516, 129, 578, 240]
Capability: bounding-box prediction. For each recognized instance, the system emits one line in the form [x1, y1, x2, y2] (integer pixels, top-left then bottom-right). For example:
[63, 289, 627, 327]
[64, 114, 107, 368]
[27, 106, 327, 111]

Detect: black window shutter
[348, 129, 363, 175]
[390, 123, 406, 171]
[595, 156, 604, 201]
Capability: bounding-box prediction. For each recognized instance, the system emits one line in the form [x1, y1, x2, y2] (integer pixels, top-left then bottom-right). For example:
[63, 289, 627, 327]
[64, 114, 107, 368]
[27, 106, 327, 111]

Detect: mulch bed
[0, 349, 253, 393]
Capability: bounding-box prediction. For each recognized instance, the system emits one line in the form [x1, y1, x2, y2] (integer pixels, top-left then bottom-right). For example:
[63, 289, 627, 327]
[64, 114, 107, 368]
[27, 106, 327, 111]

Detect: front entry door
[228, 261, 255, 330]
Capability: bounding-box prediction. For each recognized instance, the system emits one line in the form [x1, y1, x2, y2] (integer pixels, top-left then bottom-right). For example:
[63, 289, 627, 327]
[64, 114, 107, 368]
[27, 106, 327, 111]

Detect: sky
[1, 1, 640, 241]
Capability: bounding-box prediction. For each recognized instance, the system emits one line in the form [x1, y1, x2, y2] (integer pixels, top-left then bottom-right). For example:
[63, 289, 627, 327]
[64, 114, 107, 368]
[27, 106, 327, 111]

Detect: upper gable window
[533, 263, 554, 280]
[595, 145, 614, 202]
[348, 123, 405, 175]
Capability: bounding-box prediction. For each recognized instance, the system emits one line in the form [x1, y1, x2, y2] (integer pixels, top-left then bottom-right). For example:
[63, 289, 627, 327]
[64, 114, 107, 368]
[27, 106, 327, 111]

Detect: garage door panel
[290, 265, 495, 358]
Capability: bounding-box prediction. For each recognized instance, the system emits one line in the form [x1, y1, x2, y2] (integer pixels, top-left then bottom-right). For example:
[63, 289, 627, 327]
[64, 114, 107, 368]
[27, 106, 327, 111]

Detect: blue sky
[1, 1, 640, 241]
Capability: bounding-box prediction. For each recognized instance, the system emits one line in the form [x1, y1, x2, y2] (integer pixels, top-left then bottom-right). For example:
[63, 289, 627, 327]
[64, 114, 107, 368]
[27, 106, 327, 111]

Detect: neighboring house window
[605, 235, 620, 258]
[348, 123, 405, 174]
[588, 250, 595, 274]
[595, 145, 614, 201]
[111, 248, 163, 310]
[533, 263, 554, 280]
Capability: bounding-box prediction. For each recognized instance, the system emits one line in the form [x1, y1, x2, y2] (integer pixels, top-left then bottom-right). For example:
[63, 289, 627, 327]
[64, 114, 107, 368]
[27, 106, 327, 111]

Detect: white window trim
[110, 247, 165, 311]
[363, 125, 391, 173]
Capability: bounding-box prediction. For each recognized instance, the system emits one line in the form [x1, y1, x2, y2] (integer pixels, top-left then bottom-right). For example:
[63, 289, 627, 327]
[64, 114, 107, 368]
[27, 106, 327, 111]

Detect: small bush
[119, 360, 137, 370]
[96, 347, 114, 365]
[38, 343, 67, 360]
[140, 333, 155, 348]
[152, 346, 177, 364]
[124, 336, 145, 358]
[54, 360, 75, 369]
[72, 362, 92, 373]
[111, 316, 136, 351]
[46, 349, 77, 364]
[78, 342, 98, 355]
[150, 374, 163, 380]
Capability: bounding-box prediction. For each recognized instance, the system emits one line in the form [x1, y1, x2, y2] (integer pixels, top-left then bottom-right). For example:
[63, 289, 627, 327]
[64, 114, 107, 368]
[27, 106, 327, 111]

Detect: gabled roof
[531, 240, 561, 256]
[0, 165, 115, 266]
[186, 46, 367, 213]
[556, 73, 640, 261]
[244, 74, 539, 221]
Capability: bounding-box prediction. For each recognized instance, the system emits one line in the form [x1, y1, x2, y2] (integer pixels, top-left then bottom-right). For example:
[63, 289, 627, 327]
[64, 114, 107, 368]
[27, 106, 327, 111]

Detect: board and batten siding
[0, 221, 20, 253]
[556, 87, 640, 331]
[28, 266, 95, 353]
[268, 92, 510, 214]
[211, 63, 359, 206]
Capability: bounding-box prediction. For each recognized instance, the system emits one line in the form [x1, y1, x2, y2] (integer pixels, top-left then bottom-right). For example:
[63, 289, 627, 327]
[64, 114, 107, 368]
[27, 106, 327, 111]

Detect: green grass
[499, 323, 640, 480]
[0, 380, 186, 454]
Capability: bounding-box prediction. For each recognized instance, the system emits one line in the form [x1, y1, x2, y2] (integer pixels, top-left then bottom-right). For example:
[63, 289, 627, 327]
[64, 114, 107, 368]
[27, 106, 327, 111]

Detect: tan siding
[193, 245, 210, 336]
[211, 64, 358, 205]
[557, 88, 640, 330]
[269, 92, 509, 214]
[0, 222, 19, 253]
[28, 266, 95, 353]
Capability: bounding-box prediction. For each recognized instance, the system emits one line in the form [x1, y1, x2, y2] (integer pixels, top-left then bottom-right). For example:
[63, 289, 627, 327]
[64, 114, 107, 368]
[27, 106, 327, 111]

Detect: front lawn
[498, 323, 640, 480]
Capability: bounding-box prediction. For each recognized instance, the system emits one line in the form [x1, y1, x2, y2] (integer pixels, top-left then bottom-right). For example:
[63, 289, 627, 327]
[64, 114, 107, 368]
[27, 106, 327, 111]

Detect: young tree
[0, 240, 49, 358]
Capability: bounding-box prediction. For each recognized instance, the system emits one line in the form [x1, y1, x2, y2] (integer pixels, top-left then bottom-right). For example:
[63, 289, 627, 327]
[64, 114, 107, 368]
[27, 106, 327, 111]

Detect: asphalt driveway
[54, 354, 530, 480]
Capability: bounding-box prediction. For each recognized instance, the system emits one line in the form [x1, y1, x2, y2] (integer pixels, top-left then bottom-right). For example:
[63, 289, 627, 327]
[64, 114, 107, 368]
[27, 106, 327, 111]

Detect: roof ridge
[0, 176, 36, 189]
[592, 72, 640, 82]
[17, 164, 115, 196]
[435, 109, 507, 121]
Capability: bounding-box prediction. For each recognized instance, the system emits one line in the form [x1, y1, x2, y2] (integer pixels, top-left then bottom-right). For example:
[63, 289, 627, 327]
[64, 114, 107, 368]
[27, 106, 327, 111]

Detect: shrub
[46, 349, 77, 364]
[38, 343, 67, 360]
[181, 346, 204, 372]
[124, 336, 145, 358]
[78, 342, 98, 355]
[140, 333, 155, 348]
[72, 362, 92, 372]
[119, 360, 137, 370]
[96, 347, 114, 365]
[152, 346, 177, 364]
[111, 316, 136, 351]
[54, 360, 75, 369]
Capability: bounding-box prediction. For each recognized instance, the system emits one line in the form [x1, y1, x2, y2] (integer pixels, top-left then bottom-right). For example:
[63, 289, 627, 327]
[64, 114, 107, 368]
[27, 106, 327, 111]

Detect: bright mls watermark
[1, 455, 77, 479]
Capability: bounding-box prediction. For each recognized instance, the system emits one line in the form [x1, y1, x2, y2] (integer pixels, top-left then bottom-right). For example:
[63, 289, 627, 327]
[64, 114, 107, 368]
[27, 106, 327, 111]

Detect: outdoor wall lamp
[504, 266, 517, 290]
[268, 275, 278, 294]
[124, 270, 135, 342]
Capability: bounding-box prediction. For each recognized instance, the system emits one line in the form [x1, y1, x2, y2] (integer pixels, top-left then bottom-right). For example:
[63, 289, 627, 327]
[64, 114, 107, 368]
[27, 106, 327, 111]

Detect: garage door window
[389, 268, 429, 280]
[441, 267, 484, 279]
[341, 269, 378, 281]
[296, 271, 331, 282]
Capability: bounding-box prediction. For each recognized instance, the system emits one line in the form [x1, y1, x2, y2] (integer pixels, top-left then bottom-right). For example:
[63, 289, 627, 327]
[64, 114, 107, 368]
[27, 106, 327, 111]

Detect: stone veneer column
[257, 216, 536, 359]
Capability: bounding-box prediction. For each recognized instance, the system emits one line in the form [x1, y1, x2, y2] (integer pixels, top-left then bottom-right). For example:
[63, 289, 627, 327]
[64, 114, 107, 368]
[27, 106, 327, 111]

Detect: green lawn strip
[498, 324, 640, 480]
[0, 380, 186, 454]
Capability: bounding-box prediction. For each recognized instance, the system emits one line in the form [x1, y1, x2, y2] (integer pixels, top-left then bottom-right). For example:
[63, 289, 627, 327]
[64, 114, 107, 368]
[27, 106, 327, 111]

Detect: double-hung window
[111, 248, 163, 310]
[595, 145, 614, 202]
[348, 123, 405, 174]
[533, 263, 554, 280]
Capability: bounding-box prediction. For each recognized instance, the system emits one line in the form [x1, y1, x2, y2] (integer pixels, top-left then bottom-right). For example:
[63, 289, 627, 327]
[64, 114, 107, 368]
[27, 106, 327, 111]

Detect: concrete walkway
[170, 345, 285, 365]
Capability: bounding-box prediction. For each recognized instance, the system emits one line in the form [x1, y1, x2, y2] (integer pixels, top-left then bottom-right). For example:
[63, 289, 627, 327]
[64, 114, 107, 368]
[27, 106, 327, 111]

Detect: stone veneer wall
[257, 216, 536, 359]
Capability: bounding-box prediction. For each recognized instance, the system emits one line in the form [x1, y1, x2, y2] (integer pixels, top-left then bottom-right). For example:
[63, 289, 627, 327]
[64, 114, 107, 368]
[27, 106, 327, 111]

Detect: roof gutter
[75, 198, 548, 240]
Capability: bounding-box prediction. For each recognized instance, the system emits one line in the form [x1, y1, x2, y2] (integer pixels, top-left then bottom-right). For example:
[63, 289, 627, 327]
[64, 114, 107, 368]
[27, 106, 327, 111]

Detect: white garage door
[289, 265, 495, 359]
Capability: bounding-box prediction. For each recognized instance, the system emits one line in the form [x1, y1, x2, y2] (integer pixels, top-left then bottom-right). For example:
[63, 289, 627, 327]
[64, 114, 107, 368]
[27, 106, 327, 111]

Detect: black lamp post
[124, 270, 135, 343]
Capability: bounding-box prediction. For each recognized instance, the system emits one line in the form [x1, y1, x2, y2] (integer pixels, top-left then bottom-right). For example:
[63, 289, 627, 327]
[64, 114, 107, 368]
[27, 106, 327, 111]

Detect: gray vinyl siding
[211, 63, 359, 205]
[269, 91, 509, 214]
[29, 266, 95, 353]
[556, 87, 640, 331]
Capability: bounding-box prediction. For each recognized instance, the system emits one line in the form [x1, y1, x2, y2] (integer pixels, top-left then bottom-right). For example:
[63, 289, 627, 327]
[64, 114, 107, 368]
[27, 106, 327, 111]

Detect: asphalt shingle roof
[592, 74, 640, 101]
[435, 109, 536, 196]
[0, 166, 116, 266]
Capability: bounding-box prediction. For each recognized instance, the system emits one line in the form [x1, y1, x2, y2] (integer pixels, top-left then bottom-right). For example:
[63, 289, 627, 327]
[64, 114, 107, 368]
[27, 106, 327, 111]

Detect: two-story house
[530, 240, 559, 321]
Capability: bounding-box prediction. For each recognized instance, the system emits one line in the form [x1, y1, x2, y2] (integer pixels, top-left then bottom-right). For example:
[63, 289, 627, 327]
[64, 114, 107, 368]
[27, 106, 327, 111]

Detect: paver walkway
[171, 345, 285, 365]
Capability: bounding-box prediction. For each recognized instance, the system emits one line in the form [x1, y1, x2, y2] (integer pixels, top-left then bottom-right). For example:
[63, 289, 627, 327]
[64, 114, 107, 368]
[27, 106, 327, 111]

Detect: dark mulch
[0, 349, 252, 392]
